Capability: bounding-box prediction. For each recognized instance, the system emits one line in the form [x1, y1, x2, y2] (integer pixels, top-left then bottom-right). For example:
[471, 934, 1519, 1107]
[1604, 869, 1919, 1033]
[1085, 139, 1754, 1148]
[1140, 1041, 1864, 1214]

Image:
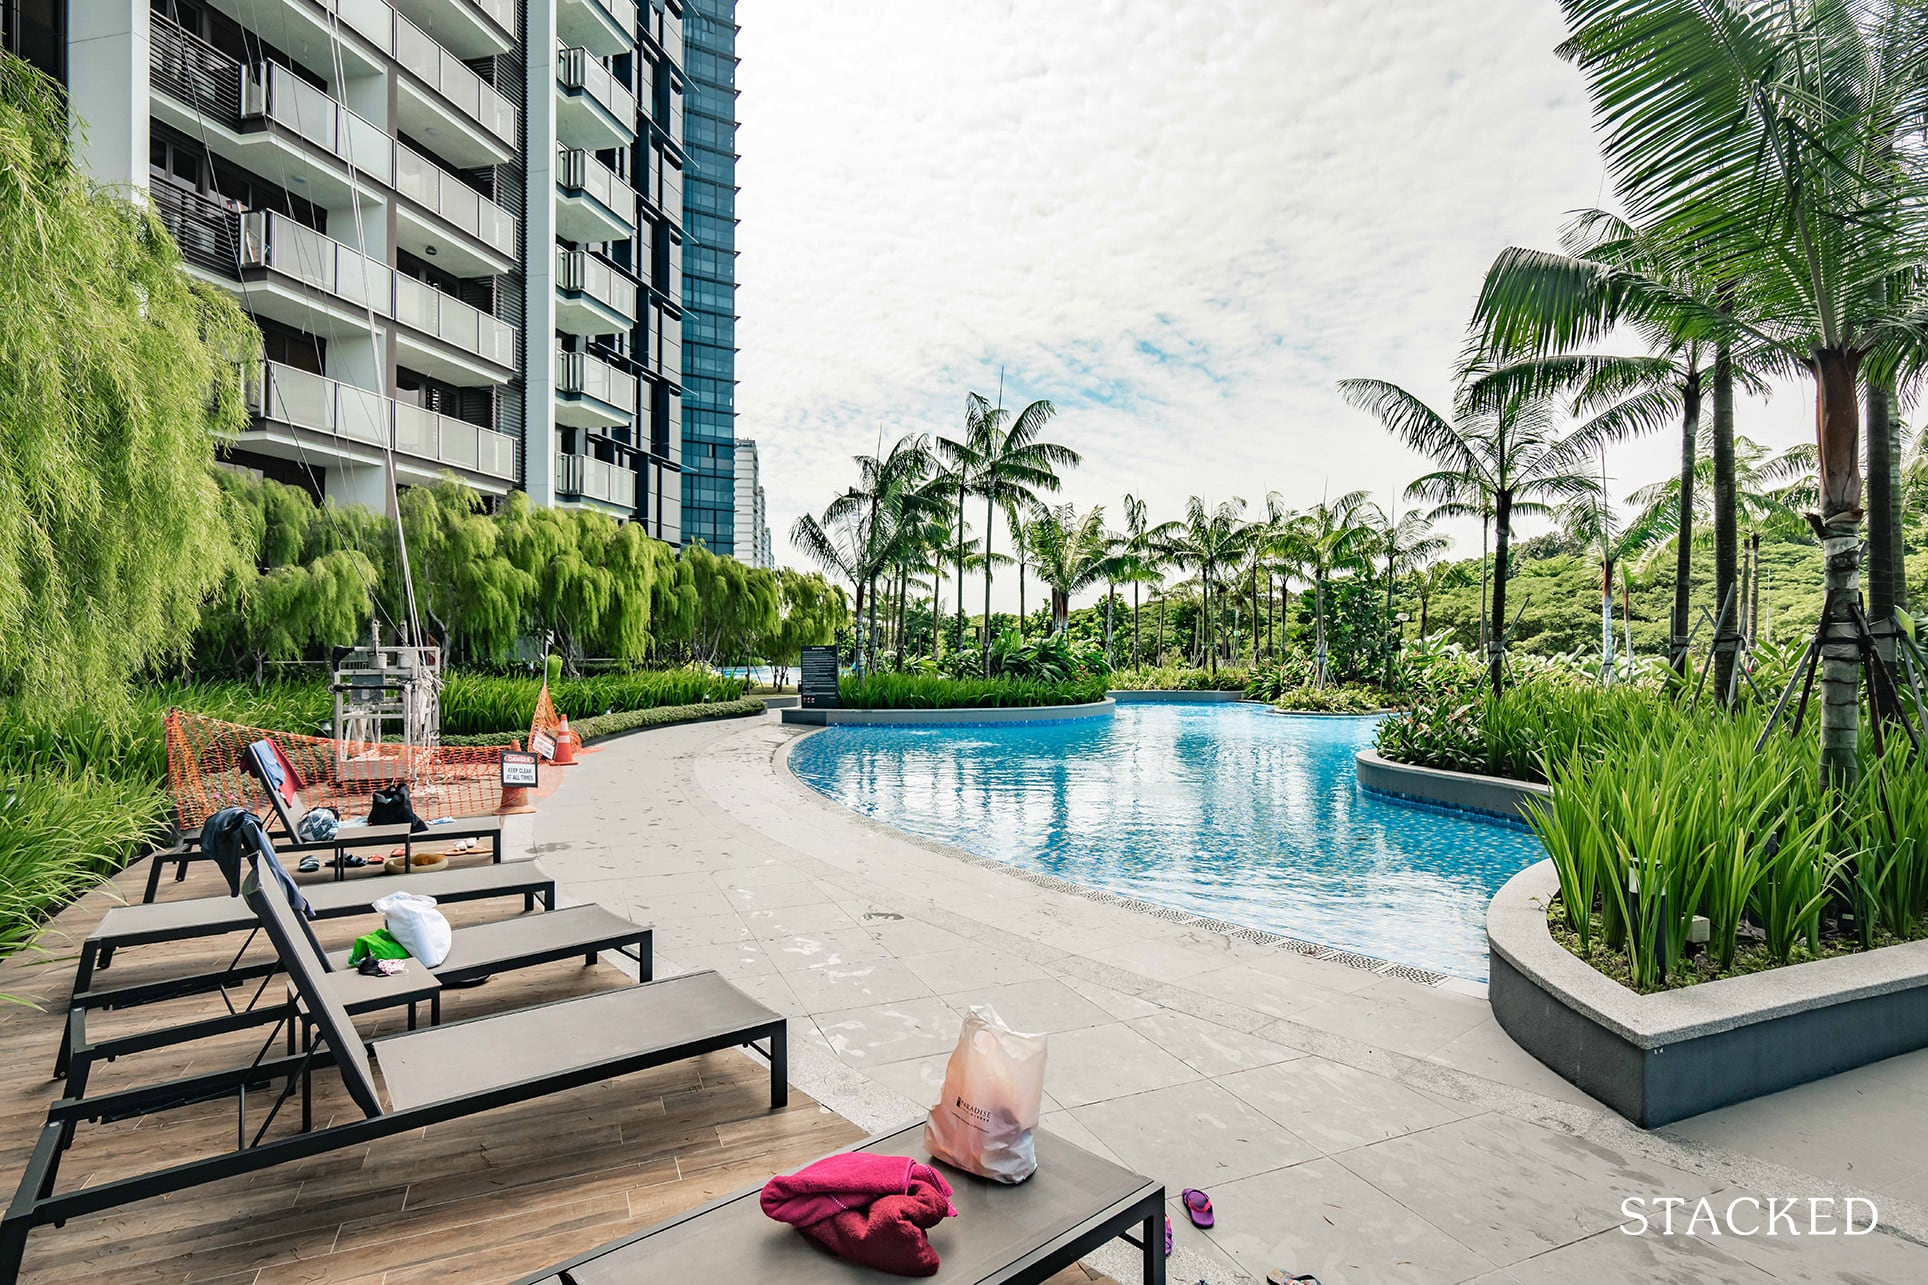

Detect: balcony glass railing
[254, 360, 516, 480]
[394, 275, 519, 368]
[397, 142, 517, 255]
[556, 148, 638, 229]
[556, 347, 638, 413]
[240, 211, 394, 314]
[475, 0, 517, 31]
[235, 211, 514, 369]
[558, 452, 628, 505]
[556, 249, 639, 321]
[392, 9, 519, 147]
[557, 46, 637, 126]
[244, 61, 395, 184]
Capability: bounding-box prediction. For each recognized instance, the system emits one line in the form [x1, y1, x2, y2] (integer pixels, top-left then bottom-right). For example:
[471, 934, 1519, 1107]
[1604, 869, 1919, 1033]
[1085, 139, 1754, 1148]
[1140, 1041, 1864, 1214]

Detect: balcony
[236, 209, 394, 339]
[395, 142, 517, 274]
[558, 0, 636, 58]
[557, 451, 634, 510]
[251, 360, 517, 486]
[555, 147, 638, 244]
[557, 46, 637, 151]
[390, 0, 516, 59]
[555, 249, 638, 336]
[393, 274, 519, 383]
[391, 11, 519, 167]
[555, 348, 638, 429]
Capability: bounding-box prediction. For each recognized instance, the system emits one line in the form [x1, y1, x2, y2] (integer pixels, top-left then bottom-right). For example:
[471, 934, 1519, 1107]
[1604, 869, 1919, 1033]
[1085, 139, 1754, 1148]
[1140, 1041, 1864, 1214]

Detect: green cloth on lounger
[348, 928, 410, 965]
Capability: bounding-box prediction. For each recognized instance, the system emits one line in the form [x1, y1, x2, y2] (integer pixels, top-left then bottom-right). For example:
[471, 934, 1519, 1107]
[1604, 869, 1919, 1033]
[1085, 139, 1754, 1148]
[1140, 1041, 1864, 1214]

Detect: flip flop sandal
[327, 855, 367, 869]
[1266, 1273, 1321, 1285]
[297, 856, 321, 874]
[1181, 1187, 1214, 1228]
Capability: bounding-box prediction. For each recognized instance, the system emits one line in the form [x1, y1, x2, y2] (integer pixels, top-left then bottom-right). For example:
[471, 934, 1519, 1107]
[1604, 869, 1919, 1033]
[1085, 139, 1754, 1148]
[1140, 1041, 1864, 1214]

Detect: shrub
[1272, 686, 1388, 713]
[439, 669, 748, 736]
[1, 773, 169, 966]
[1108, 665, 1251, 691]
[839, 673, 1110, 709]
[437, 697, 766, 746]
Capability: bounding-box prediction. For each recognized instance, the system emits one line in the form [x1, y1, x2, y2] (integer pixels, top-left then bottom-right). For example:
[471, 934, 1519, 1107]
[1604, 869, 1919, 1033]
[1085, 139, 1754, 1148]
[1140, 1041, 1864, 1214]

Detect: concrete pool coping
[781, 698, 1116, 726]
[527, 713, 1928, 1281]
[1354, 748, 1550, 822]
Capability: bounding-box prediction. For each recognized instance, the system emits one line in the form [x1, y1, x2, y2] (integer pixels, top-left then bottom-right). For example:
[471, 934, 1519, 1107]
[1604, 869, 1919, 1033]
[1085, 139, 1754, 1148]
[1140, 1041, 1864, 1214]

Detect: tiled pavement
[535, 713, 1928, 1284]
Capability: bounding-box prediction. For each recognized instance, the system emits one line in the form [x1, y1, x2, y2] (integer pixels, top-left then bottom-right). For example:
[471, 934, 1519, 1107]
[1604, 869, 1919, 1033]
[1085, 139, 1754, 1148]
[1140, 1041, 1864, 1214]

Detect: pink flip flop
[1181, 1187, 1214, 1228]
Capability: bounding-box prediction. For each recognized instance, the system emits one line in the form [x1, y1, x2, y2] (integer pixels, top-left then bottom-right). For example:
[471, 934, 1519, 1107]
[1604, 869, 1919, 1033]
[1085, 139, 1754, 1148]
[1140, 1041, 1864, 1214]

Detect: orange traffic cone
[552, 715, 579, 766]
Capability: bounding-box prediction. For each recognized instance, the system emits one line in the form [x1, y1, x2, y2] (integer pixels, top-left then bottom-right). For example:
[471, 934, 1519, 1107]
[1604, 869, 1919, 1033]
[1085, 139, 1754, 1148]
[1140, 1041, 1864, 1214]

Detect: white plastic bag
[371, 891, 451, 968]
[925, 1005, 1047, 1184]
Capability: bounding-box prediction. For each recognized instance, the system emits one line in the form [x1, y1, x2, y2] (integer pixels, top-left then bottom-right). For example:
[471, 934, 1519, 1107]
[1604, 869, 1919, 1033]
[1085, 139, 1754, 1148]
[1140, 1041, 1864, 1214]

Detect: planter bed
[1489, 859, 1928, 1127]
[1354, 749, 1549, 823]
[781, 699, 1116, 726]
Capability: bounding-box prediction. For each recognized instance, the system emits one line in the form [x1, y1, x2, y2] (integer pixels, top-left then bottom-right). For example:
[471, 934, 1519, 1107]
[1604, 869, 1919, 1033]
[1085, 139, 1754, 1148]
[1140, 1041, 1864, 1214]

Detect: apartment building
[8, 0, 689, 544]
[676, 0, 736, 553]
[733, 436, 771, 568]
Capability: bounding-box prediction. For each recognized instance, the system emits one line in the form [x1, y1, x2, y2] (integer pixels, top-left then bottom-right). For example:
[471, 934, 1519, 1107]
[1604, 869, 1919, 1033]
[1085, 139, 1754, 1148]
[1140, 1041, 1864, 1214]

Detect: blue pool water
[788, 703, 1546, 980]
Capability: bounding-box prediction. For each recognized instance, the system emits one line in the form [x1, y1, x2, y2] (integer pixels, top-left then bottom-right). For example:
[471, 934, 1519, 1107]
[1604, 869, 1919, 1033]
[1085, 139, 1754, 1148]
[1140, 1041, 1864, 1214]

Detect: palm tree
[1117, 494, 1179, 666]
[1341, 364, 1603, 694]
[1026, 504, 1115, 633]
[1280, 491, 1380, 687]
[1164, 497, 1251, 676]
[1375, 506, 1450, 685]
[960, 393, 1079, 668]
[1409, 561, 1471, 639]
[1492, 0, 1928, 787]
[1005, 496, 1045, 640]
[936, 395, 993, 658]
[790, 433, 934, 672]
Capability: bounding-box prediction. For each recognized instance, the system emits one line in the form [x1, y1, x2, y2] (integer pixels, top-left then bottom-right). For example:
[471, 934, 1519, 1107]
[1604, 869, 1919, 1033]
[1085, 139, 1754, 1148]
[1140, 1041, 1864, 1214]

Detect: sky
[732, 0, 1819, 609]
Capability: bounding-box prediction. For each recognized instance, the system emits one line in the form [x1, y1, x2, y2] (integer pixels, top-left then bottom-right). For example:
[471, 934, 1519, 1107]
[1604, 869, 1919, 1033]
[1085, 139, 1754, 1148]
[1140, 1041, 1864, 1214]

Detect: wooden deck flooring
[0, 854, 1120, 1284]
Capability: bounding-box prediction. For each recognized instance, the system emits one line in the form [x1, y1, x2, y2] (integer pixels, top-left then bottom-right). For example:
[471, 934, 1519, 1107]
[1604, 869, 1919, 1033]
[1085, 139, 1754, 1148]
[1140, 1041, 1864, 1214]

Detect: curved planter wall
[781, 698, 1117, 727]
[1354, 750, 1549, 823]
[1490, 860, 1928, 1127]
[1107, 689, 1246, 703]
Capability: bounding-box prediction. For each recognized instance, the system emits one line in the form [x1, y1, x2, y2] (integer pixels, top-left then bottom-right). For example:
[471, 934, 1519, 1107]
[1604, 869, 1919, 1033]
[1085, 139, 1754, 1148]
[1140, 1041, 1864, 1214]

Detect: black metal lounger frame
[0, 862, 785, 1283]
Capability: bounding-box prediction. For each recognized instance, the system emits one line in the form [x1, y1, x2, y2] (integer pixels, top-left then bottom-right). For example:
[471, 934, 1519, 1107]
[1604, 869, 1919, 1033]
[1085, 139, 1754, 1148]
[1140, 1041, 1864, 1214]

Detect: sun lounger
[508, 1122, 1167, 1285]
[140, 741, 506, 900]
[65, 900, 655, 1104]
[54, 856, 556, 1079]
[0, 860, 785, 1283]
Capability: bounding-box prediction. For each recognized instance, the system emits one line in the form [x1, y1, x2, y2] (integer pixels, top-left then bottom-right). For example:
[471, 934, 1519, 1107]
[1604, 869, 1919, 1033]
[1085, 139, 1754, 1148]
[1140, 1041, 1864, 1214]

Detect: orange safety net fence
[165, 708, 508, 833]
[529, 681, 561, 760]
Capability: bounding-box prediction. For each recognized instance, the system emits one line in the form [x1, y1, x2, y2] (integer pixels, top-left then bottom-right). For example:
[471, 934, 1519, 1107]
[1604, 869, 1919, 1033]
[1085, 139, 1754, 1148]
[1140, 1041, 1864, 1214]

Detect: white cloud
[733, 0, 1819, 606]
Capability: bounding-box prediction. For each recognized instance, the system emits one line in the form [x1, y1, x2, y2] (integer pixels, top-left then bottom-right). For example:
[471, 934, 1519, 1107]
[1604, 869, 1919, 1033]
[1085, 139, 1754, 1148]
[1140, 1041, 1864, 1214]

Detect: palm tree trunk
[955, 481, 968, 655]
[1314, 572, 1327, 688]
[1490, 489, 1514, 696]
[1156, 594, 1165, 659]
[1712, 346, 1739, 703]
[982, 493, 996, 667]
[1103, 582, 1114, 660]
[1867, 375, 1903, 658]
[1132, 583, 1141, 666]
[1418, 586, 1430, 638]
[1672, 365, 1701, 677]
[1018, 552, 1027, 641]
[1815, 346, 1866, 792]
[1748, 532, 1763, 644]
[1384, 555, 1396, 688]
[852, 580, 867, 671]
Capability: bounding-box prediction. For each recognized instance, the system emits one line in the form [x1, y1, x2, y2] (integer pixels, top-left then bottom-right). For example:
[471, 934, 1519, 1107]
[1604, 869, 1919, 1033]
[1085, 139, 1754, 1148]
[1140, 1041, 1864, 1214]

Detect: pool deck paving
[536, 712, 1928, 1284]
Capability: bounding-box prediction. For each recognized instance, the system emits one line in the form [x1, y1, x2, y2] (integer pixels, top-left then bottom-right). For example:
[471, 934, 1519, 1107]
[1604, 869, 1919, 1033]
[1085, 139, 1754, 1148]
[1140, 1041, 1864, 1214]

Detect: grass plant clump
[839, 673, 1110, 709]
[438, 670, 748, 736]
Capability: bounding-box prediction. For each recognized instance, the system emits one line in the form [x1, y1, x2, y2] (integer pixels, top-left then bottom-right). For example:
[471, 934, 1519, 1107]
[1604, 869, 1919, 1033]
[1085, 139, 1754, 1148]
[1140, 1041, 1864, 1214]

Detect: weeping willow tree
[0, 53, 259, 711]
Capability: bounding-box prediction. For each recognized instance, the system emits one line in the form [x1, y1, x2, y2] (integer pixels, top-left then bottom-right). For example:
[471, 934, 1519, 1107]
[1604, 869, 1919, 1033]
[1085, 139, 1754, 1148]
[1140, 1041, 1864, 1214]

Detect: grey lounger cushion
[376, 970, 777, 1111]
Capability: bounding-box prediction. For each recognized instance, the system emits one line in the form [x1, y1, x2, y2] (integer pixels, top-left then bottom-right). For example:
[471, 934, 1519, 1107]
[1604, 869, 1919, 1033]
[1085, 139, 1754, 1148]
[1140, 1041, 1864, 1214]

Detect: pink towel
[760, 1153, 958, 1276]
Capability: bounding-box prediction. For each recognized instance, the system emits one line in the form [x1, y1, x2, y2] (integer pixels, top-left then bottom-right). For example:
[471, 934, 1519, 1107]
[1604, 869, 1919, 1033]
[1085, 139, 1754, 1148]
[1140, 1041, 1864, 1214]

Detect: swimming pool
[787, 702, 1545, 981]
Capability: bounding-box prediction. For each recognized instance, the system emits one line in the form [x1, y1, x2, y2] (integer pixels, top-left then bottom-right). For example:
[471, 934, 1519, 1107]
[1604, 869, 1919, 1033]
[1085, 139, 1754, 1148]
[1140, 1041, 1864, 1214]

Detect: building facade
[733, 437, 771, 568]
[676, 0, 736, 552]
[9, 0, 688, 544]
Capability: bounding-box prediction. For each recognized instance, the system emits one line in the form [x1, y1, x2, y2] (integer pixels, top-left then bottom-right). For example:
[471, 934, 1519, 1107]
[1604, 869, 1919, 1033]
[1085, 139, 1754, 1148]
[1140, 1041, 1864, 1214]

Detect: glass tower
[678, 0, 738, 553]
